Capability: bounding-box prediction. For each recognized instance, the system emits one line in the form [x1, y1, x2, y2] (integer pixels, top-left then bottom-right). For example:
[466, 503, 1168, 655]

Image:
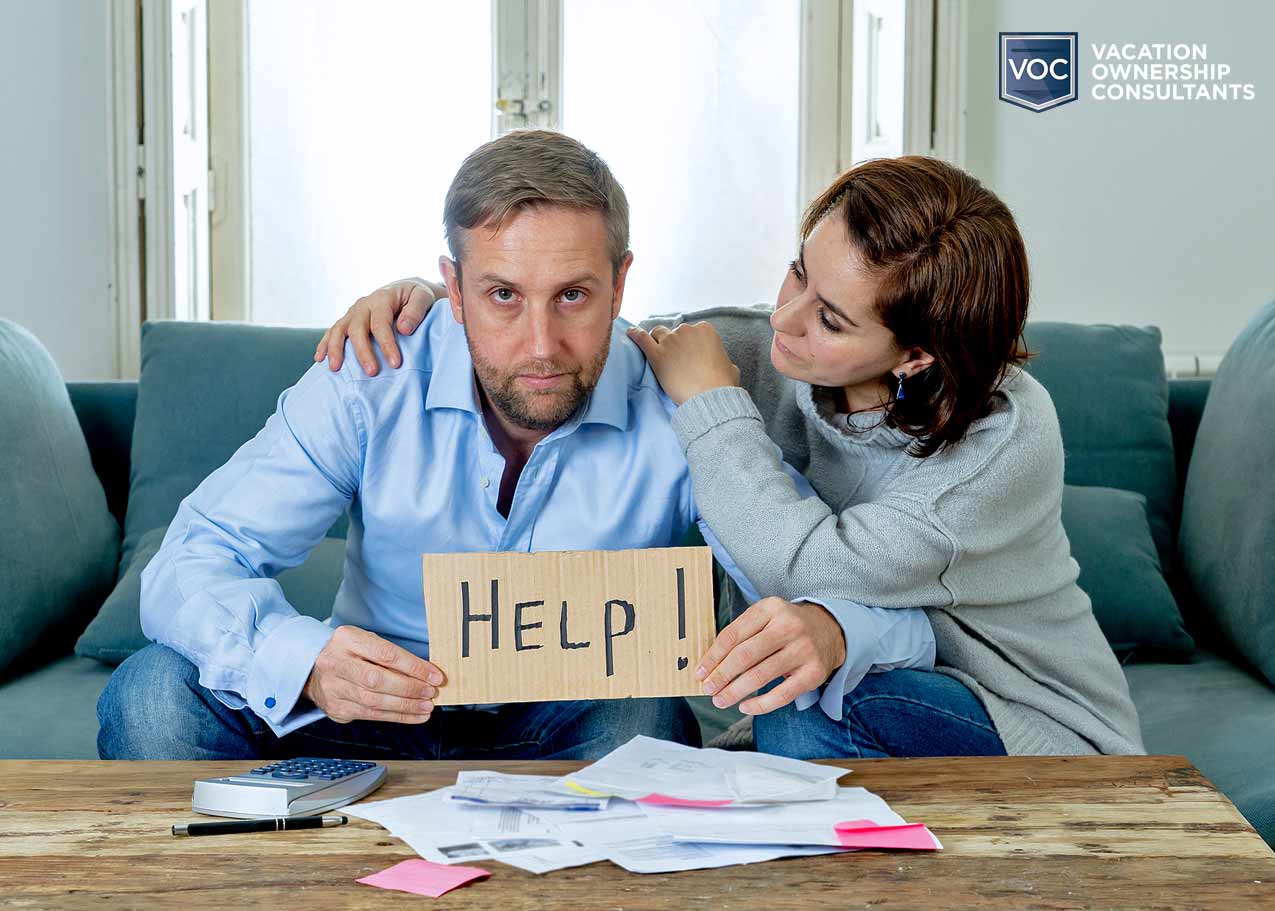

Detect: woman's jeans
[755, 668, 1008, 759]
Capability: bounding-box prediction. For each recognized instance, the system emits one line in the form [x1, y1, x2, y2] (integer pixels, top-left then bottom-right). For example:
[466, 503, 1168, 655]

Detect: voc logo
[999, 32, 1078, 112]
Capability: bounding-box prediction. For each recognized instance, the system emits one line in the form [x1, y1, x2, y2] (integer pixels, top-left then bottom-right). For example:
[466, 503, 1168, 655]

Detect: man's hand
[314, 278, 443, 376]
[626, 322, 741, 405]
[301, 625, 445, 724]
[696, 597, 847, 716]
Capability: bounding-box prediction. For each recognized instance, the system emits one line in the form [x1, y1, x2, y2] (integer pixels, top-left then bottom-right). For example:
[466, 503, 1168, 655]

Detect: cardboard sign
[423, 547, 715, 705]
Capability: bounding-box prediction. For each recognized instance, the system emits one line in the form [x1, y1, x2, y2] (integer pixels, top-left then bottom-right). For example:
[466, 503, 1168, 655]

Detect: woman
[317, 156, 1144, 759]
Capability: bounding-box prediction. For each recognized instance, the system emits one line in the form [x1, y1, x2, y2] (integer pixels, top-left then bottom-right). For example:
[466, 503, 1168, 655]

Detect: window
[118, 0, 946, 356]
[246, 1, 493, 327]
[562, 1, 803, 318]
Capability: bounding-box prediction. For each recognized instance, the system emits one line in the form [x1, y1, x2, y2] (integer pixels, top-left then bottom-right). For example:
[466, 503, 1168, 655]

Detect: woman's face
[769, 214, 922, 410]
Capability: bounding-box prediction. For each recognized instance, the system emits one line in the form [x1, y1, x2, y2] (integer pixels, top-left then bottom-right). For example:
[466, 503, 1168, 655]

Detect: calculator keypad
[248, 758, 377, 781]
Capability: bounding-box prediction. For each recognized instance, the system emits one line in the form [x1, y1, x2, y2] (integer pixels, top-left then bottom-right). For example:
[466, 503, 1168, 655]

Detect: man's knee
[609, 697, 701, 748]
[97, 644, 224, 759]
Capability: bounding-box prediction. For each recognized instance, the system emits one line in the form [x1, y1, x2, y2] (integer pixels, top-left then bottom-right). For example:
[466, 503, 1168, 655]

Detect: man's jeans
[755, 669, 1007, 759]
[97, 644, 700, 761]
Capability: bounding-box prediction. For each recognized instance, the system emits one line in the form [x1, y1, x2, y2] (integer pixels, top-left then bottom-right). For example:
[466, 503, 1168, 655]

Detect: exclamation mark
[676, 567, 688, 670]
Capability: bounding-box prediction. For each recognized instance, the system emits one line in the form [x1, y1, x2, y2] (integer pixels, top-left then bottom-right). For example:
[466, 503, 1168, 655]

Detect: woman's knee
[753, 700, 854, 760]
[845, 669, 1005, 757]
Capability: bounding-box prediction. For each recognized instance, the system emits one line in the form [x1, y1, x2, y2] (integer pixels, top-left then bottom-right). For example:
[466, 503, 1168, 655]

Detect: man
[97, 130, 932, 761]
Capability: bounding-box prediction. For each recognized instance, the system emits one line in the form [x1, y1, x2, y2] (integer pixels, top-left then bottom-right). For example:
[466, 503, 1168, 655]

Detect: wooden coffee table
[2, 755, 1272, 909]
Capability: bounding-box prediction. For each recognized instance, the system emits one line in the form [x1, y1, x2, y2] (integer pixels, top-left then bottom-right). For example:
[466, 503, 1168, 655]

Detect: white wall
[0, 1, 115, 381]
[962, 0, 1275, 361]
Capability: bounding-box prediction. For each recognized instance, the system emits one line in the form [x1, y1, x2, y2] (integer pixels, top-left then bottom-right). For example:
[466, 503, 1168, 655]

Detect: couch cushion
[0, 653, 115, 759]
[76, 528, 348, 665]
[1125, 648, 1275, 846]
[75, 321, 352, 667]
[1062, 485, 1193, 658]
[0, 321, 120, 676]
[1023, 322, 1177, 567]
[1179, 301, 1275, 687]
[121, 321, 343, 571]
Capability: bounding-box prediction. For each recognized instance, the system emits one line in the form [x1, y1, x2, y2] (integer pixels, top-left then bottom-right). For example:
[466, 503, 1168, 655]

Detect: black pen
[171, 814, 348, 837]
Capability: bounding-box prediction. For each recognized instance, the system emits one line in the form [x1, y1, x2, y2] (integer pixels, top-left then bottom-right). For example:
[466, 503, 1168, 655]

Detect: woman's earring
[896, 372, 906, 401]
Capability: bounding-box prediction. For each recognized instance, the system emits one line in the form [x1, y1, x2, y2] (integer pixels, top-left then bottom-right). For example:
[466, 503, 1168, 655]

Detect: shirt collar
[424, 312, 631, 432]
[573, 321, 632, 431]
[423, 310, 482, 416]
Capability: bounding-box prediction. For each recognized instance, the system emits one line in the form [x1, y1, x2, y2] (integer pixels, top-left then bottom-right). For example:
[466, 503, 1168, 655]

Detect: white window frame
[140, 0, 210, 325]
[930, 0, 969, 166]
[108, 0, 213, 379]
[799, 0, 854, 209]
[108, 0, 143, 378]
[208, 0, 250, 322]
[493, 0, 562, 134]
[800, 0, 965, 212]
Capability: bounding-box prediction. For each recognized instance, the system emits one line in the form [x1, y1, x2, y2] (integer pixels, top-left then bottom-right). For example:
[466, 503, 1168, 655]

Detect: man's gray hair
[443, 130, 630, 275]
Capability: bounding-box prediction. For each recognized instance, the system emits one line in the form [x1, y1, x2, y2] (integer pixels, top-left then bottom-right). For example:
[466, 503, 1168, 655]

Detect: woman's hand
[627, 323, 741, 405]
[314, 277, 445, 375]
[696, 596, 847, 715]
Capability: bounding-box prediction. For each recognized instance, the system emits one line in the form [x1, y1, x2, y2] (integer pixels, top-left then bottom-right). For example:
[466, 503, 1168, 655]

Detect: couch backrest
[67, 382, 137, 528]
[69, 323, 1212, 561]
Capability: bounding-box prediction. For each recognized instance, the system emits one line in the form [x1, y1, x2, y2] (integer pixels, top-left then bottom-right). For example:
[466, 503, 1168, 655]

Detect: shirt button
[480, 477, 490, 489]
[265, 697, 277, 709]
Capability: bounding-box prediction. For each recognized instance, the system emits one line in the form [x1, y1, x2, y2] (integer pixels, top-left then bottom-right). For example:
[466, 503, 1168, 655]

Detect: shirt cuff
[791, 597, 879, 721]
[791, 598, 938, 721]
[671, 386, 764, 452]
[244, 614, 335, 737]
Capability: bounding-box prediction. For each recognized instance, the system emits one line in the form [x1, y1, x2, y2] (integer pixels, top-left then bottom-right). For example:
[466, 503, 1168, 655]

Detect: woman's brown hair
[802, 155, 1031, 457]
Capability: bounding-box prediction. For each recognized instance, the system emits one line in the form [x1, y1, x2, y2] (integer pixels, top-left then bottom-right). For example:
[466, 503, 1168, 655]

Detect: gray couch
[2, 309, 1273, 847]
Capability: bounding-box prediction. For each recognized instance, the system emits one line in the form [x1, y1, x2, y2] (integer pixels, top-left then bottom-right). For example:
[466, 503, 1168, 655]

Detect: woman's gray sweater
[647, 305, 1145, 756]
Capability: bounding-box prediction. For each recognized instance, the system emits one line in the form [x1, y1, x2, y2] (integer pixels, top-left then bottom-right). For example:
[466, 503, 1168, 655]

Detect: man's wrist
[803, 600, 848, 675]
[246, 614, 334, 725]
[300, 668, 317, 708]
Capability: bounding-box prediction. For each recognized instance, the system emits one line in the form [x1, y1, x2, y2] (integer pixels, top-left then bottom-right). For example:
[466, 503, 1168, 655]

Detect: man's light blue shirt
[141, 304, 934, 736]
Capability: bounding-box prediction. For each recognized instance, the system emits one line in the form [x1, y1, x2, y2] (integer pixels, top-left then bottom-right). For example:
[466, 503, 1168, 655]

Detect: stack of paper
[562, 735, 844, 805]
[346, 735, 940, 876]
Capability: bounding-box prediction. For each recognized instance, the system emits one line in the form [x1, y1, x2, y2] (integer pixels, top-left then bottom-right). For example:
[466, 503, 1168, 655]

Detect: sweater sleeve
[671, 385, 957, 610]
[695, 462, 937, 720]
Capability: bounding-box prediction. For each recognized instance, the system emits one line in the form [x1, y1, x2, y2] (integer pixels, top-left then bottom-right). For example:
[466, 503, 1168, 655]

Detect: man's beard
[467, 336, 611, 432]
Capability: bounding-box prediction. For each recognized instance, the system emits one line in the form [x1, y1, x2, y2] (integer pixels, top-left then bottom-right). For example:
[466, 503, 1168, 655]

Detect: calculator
[192, 758, 387, 819]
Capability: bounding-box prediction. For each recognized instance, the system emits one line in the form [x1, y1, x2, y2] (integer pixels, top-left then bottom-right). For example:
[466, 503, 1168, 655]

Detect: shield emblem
[999, 33, 1078, 112]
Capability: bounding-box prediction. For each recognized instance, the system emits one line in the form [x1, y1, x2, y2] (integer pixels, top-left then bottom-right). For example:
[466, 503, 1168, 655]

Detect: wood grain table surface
[2, 755, 1273, 910]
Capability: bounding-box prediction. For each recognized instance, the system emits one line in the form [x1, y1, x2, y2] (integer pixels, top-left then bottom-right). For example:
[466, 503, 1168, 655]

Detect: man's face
[441, 205, 632, 432]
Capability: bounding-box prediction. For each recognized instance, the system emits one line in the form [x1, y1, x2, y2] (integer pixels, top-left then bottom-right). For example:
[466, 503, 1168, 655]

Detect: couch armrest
[1165, 377, 1217, 643]
[67, 381, 137, 528]
[1168, 378, 1211, 503]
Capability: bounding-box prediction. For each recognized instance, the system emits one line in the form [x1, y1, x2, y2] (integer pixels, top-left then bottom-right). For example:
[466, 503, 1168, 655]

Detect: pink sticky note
[834, 819, 940, 851]
[357, 858, 490, 898]
[637, 793, 734, 808]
